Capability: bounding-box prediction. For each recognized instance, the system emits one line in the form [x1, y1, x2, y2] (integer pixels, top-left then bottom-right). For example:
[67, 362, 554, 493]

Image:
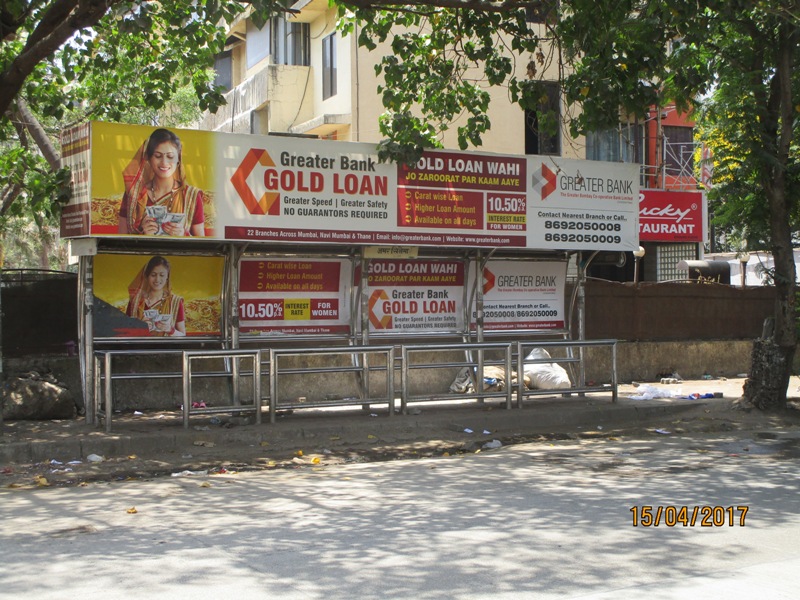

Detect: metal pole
[358, 252, 370, 408]
[400, 346, 409, 414]
[82, 256, 95, 425]
[386, 347, 394, 416]
[577, 253, 587, 389]
[182, 352, 190, 429]
[269, 349, 278, 424]
[516, 341, 524, 409]
[228, 246, 241, 405]
[475, 251, 485, 401]
[104, 351, 113, 433]
[504, 344, 512, 410]
[253, 350, 262, 425]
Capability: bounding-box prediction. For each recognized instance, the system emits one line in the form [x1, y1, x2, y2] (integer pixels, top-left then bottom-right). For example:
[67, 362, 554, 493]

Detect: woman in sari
[125, 256, 186, 337]
[118, 128, 206, 236]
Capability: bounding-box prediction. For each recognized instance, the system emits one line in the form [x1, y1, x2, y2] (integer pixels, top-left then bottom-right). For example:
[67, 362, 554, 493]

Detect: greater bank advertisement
[237, 257, 352, 335]
[471, 260, 567, 331]
[61, 122, 640, 251]
[361, 259, 466, 334]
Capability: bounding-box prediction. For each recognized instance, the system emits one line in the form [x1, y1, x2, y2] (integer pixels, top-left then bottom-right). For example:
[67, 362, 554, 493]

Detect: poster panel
[63, 122, 640, 252]
[526, 157, 639, 252]
[93, 254, 224, 338]
[238, 258, 352, 335]
[86, 122, 218, 238]
[60, 123, 92, 237]
[363, 259, 465, 334]
[472, 260, 567, 331]
[395, 150, 529, 248]
[639, 189, 706, 242]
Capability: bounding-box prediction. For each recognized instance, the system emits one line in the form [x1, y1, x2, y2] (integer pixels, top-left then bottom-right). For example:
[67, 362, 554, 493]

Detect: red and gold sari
[120, 133, 204, 236]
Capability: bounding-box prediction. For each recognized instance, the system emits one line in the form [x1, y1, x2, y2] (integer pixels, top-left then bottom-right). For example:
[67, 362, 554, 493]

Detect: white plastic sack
[523, 348, 572, 390]
[628, 384, 684, 400]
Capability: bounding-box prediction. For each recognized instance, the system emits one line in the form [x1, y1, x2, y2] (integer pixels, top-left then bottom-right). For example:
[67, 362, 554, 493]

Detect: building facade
[198, 2, 705, 283]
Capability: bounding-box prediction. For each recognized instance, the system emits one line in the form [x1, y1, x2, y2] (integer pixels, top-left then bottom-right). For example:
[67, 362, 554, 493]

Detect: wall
[0, 275, 782, 412]
[583, 340, 754, 383]
[581, 280, 775, 341]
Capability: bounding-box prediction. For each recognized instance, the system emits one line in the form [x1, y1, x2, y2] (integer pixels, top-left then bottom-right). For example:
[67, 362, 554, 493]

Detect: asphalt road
[2, 426, 799, 599]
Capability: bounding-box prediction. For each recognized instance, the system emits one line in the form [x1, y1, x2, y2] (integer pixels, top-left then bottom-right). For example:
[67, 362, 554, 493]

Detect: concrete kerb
[0, 381, 743, 466]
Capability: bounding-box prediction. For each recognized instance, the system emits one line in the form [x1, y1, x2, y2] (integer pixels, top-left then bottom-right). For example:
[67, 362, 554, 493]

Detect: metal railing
[515, 339, 618, 406]
[93, 338, 617, 431]
[266, 345, 396, 423]
[401, 342, 515, 412]
[94, 349, 184, 432]
[182, 349, 261, 428]
[94, 348, 257, 432]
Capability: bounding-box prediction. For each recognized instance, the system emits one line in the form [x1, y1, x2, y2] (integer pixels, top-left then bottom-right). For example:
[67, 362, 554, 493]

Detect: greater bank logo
[230, 149, 281, 216]
[368, 289, 392, 329]
[483, 267, 496, 295]
[531, 163, 557, 200]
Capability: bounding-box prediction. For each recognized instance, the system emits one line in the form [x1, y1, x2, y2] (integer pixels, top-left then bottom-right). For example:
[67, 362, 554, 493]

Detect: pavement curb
[1, 397, 716, 465]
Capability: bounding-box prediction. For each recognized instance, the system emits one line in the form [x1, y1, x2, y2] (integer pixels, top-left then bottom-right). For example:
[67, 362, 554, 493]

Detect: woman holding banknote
[118, 128, 206, 236]
[125, 256, 186, 337]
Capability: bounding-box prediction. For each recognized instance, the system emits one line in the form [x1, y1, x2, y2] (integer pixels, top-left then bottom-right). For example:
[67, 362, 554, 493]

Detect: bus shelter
[61, 123, 640, 429]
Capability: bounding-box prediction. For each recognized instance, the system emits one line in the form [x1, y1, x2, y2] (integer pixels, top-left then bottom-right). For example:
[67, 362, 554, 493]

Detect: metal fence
[93, 339, 617, 431]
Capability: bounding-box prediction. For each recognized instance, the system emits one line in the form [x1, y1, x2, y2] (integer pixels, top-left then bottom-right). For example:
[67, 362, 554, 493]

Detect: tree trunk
[741, 28, 797, 410]
[32, 214, 51, 270]
[743, 330, 795, 410]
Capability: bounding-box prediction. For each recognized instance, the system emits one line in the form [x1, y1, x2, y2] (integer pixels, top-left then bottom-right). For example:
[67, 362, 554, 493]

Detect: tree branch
[0, 0, 125, 118]
[15, 97, 62, 170]
[0, 182, 22, 217]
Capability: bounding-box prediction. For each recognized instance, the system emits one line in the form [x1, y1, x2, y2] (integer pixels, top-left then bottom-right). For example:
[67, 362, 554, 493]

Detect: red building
[586, 104, 707, 283]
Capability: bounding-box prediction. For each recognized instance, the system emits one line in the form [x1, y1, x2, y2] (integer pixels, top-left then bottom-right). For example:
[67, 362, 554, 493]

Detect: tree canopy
[564, 1, 799, 408]
[2, 1, 799, 405]
[341, 0, 799, 407]
[0, 0, 285, 233]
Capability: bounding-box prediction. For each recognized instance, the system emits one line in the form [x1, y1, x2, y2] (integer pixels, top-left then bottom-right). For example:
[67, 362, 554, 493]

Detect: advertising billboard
[238, 257, 352, 335]
[472, 260, 567, 331]
[639, 189, 706, 243]
[61, 122, 640, 252]
[93, 254, 224, 338]
[362, 259, 466, 334]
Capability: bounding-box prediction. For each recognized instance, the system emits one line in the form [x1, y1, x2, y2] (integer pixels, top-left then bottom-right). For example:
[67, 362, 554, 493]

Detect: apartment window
[663, 125, 695, 176]
[246, 20, 270, 69]
[621, 124, 645, 164]
[586, 128, 621, 162]
[213, 50, 232, 91]
[322, 33, 337, 100]
[525, 82, 560, 155]
[286, 22, 309, 66]
[271, 18, 309, 66]
[587, 124, 645, 163]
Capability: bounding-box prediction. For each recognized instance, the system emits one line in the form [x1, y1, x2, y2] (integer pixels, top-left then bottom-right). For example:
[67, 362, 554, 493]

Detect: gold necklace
[145, 294, 166, 308]
[149, 182, 178, 204]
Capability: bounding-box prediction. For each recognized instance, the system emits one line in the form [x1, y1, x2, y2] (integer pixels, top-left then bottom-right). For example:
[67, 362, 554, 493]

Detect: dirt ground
[3, 377, 800, 490]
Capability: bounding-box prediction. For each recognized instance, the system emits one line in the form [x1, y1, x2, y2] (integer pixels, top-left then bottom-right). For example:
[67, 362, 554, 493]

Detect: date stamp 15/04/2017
[630, 505, 749, 527]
